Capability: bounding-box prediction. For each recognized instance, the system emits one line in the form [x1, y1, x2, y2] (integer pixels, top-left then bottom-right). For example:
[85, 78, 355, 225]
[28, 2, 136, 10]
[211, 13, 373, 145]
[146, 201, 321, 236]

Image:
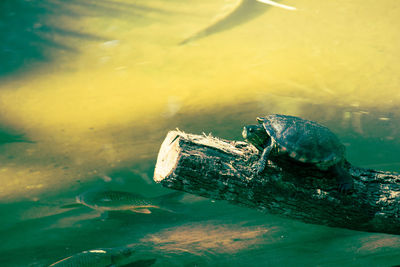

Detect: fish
[75, 190, 183, 215]
[180, 0, 296, 45]
[49, 247, 157, 267]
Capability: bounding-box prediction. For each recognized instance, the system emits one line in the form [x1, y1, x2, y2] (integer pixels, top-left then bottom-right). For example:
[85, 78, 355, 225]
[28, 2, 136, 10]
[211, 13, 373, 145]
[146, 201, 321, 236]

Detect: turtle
[242, 114, 353, 193]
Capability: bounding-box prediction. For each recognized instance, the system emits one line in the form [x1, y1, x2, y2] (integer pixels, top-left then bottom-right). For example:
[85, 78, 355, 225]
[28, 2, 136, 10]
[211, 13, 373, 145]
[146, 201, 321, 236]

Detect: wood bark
[153, 130, 400, 235]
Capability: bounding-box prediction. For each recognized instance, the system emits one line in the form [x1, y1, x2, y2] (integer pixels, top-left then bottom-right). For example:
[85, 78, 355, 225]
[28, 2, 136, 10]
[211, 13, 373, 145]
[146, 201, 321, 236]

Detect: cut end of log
[154, 131, 182, 183]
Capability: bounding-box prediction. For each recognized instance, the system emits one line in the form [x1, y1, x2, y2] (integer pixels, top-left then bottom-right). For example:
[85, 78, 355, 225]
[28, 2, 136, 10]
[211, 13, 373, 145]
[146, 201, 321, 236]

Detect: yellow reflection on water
[0, 0, 400, 199]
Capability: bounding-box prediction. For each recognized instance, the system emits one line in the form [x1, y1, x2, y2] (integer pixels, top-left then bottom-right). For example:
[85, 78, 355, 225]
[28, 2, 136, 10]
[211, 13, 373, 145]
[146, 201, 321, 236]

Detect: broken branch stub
[154, 130, 400, 235]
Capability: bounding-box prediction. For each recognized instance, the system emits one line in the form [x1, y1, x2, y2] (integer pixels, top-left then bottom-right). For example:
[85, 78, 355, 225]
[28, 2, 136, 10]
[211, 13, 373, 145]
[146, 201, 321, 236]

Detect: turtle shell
[260, 114, 345, 169]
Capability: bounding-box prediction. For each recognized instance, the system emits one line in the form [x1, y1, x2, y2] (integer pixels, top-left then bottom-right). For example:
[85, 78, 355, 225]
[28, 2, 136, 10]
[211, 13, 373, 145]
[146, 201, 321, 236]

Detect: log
[153, 130, 400, 235]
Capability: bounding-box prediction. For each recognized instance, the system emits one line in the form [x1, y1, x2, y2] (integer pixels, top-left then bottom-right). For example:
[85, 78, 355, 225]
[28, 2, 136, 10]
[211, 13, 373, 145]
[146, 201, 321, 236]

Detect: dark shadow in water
[180, 0, 272, 45]
[0, 0, 170, 79]
[0, 0, 99, 78]
[0, 126, 34, 145]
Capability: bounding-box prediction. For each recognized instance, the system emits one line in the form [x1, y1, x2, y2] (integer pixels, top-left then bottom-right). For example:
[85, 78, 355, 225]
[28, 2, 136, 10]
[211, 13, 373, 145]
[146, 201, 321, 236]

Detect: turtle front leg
[331, 163, 353, 193]
[253, 144, 273, 175]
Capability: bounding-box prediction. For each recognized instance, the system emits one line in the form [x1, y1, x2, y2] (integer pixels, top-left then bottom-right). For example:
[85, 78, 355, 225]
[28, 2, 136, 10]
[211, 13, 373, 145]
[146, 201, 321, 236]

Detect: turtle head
[242, 124, 270, 151]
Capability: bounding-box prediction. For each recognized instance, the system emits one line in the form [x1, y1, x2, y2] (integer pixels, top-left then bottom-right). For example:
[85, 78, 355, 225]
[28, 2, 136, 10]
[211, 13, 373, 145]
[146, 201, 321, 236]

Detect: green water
[1, 0, 400, 266]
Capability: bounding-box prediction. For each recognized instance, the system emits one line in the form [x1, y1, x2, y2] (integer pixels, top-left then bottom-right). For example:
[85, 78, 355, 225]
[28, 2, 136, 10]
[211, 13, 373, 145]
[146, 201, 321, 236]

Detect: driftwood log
[153, 130, 400, 235]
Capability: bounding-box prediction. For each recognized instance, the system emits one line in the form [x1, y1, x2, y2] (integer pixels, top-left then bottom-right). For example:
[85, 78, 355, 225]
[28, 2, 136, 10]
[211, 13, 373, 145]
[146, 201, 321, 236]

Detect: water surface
[1, 0, 400, 266]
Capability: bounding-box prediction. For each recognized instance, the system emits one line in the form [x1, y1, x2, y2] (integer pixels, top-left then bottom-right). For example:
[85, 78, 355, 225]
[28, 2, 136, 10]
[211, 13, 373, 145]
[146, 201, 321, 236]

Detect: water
[1, 0, 400, 266]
